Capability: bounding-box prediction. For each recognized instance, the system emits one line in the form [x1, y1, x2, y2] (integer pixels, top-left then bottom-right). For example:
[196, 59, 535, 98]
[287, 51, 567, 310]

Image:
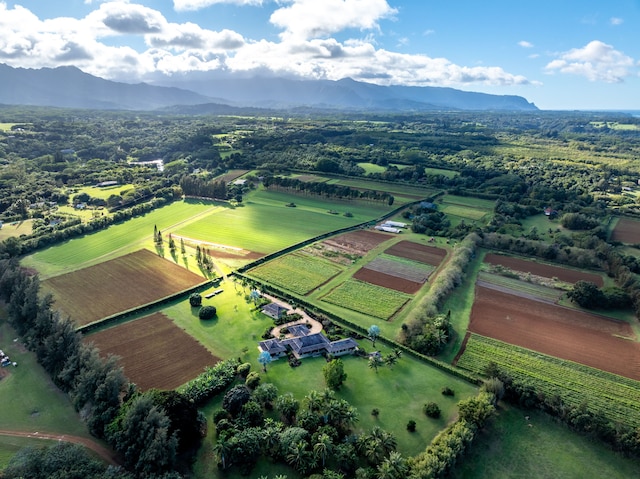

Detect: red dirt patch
[469, 285, 640, 381]
[353, 268, 422, 294]
[322, 229, 393, 255]
[611, 218, 640, 244]
[43, 249, 206, 327]
[484, 253, 604, 287]
[384, 241, 447, 267]
[86, 313, 219, 391]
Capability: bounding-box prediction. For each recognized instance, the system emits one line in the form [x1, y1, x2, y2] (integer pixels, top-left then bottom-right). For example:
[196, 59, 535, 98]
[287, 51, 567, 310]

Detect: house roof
[282, 333, 330, 355]
[327, 338, 358, 353]
[287, 324, 311, 337]
[259, 339, 286, 355]
[262, 303, 289, 318]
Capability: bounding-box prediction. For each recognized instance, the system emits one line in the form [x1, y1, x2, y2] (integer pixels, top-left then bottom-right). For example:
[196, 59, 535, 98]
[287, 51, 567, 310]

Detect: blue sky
[1, 0, 638, 110]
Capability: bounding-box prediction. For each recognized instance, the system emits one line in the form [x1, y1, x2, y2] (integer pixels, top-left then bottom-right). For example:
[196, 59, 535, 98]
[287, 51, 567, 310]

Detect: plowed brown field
[384, 241, 446, 266]
[44, 249, 206, 326]
[469, 285, 640, 380]
[352, 268, 422, 294]
[484, 253, 604, 287]
[86, 313, 219, 390]
[611, 218, 640, 244]
[322, 229, 392, 255]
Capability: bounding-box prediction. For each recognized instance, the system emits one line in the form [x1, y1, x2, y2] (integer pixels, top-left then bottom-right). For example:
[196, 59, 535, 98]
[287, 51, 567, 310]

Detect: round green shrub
[199, 305, 217, 319]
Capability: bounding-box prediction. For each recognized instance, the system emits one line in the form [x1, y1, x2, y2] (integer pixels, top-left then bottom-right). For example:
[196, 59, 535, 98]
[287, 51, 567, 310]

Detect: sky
[0, 0, 639, 110]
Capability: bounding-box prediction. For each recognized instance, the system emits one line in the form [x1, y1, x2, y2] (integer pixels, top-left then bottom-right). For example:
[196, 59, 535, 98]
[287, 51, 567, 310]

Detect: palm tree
[377, 451, 407, 479]
[384, 354, 397, 368]
[286, 440, 316, 474]
[368, 355, 383, 373]
[313, 432, 333, 467]
[305, 389, 323, 412]
[213, 436, 231, 470]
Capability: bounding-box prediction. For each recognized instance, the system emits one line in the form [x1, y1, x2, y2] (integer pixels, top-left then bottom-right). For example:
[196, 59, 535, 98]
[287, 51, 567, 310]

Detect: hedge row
[178, 358, 240, 405]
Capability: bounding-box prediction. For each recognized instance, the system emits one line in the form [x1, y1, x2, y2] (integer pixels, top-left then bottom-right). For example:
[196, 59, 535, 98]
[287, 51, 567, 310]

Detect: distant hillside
[155, 75, 538, 112]
[0, 64, 538, 112]
[0, 64, 212, 110]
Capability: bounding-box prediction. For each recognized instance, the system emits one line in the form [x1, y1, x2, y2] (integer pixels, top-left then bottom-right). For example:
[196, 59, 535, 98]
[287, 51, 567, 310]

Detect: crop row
[364, 255, 434, 283]
[476, 271, 562, 302]
[457, 334, 640, 428]
[248, 252, 343, 295]
[321, 279, 411, 319]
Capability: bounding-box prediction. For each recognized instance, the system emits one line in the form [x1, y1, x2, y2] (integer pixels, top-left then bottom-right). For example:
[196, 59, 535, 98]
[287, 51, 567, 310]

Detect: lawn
[21, 199, 218, 277]
[0, 220, 33, 241]
[0, 320, 91, 437]
[451, 403, 640, 479]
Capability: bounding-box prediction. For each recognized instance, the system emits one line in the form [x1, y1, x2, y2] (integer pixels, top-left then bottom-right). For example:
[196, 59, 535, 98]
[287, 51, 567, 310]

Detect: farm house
[258, 324, 358, 360]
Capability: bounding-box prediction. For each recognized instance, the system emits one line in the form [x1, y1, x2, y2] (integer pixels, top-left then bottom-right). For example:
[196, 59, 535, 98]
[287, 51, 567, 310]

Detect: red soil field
[384, 241, 446, 267]
[323, 229, 392, 255]
[43, 249, 206, 326]
[610, 218, 640, 244]
[86, 313, 219, 390]
[469, 285, 640, 381]
[353, 268, 422, 294]
[484, 253, 604, 287]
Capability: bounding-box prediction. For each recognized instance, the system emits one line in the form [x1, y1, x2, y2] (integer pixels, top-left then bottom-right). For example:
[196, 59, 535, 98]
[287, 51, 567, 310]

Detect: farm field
[610, 217, 640, 244]
[468, 284, 640, 380]
[476, 272, 563, 303]
[384, 240, 447, 266]
[456, 334, 640, 428]
[247, 251, 343, 295]
[322, 176, 438, 202]
[0, 220, 32, 240]
[85, 312, 219, 391]
[21, 199, 218, 277]
[451, 403, 640, 479]
[484, 252, 605, 286]
[174, 188, 392, 255]
[322, 229, 394, 256]
[42, 249, 206, 327]
[353, 255, 434, 294]
[321, 279, 411, 319]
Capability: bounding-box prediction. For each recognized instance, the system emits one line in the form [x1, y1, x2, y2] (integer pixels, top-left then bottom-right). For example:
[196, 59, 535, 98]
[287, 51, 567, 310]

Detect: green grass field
[69, 183, 135, 201]
[0, 220, 33, 241]
[321, 279, 411, 319]
[248, 252, 343, 294]
[175, 189, 391, 254]
[0, 320, 91, 437]
[451, 403, 640, 479]
[21, 199, 218, 277]
[358, 162, 387, 174]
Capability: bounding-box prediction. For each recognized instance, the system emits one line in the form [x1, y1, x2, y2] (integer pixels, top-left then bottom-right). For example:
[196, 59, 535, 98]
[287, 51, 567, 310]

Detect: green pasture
[590, 121, 640, 131]
[520, 213, 568, 240]
[70, 183, 135, 201]
[424, 167, 459, 178]
[320, 176, 438, 202]
[440, 204, 487, 221]
[452, 403, 640, 479]
[321, 279, 411, 320]
[0, 220, 33, 240]
[0, 320, 91, 437]
[248, 252, 343, 295]
[439, 194, 495, 211]
[358, 162, 387, 174]
[0, 123, 21, 132]
[21, 199, 218, 278]
[175, 189, 391, 254]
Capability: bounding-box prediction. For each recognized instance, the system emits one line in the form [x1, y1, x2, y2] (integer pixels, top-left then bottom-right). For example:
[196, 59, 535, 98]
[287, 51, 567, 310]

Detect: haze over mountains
[0, 64, 538, 113]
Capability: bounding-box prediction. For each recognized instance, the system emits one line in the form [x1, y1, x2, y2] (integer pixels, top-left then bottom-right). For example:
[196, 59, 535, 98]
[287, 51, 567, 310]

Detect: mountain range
[0, 64, 538, 112]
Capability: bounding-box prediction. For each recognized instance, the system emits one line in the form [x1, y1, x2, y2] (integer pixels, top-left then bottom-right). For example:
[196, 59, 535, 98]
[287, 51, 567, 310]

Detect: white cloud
[270, 0, 397, 40]
[610, 17, 623, 26]
[0, 1, 531, 88]
[518, 40, 533, 48]
[545, 40, 636, 83]
[174, 0, 263, 11]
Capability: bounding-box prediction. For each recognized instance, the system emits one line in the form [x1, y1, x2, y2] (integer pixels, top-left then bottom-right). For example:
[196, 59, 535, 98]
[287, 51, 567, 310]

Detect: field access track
[86, 312, 219, 391]
[43, 249, 206, 326]
[469, 285, 640, 381]
[484, 253, 604, 287]
[384, 241, 446, 267]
